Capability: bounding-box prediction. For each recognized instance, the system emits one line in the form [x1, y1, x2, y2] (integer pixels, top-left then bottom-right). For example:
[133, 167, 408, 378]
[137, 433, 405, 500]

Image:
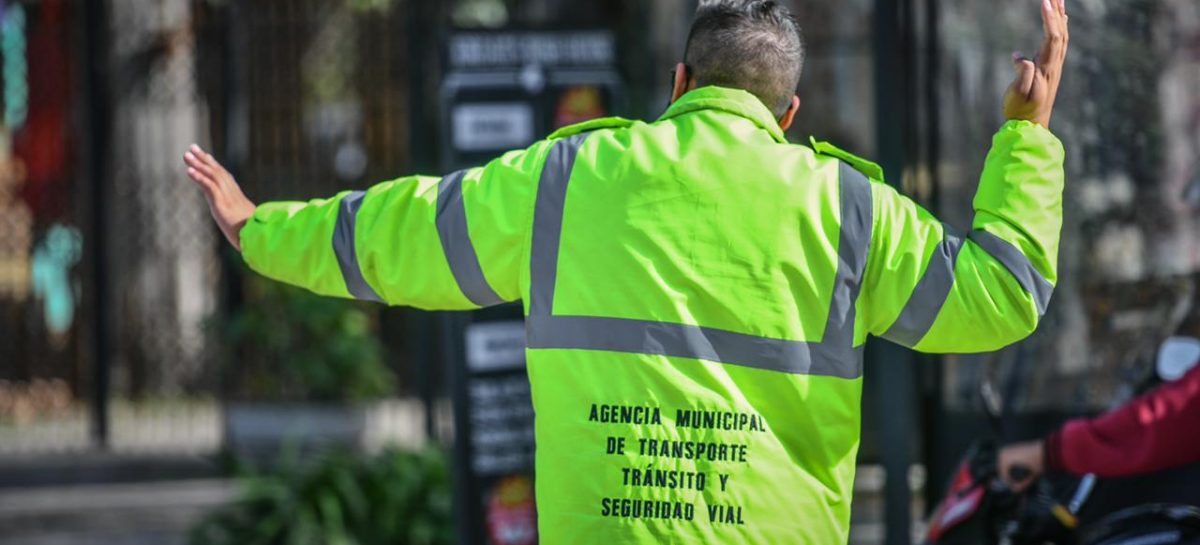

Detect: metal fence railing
[0, 0, 433, 456]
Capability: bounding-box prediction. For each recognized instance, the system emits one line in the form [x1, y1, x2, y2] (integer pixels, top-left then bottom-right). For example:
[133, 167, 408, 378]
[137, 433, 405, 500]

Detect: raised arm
[183, 140, 554, 310]
[860, 0, 1069, 352]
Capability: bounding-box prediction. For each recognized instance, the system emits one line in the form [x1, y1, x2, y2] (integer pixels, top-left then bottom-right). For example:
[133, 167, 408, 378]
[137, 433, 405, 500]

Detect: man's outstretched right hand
[1004, 0, 1069, 129]
[183, 144, 256, 252]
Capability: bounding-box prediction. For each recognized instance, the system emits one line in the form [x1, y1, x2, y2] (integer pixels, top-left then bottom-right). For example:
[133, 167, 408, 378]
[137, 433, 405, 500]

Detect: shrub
[191, 447, 453, 545]
[214, 276, 394, 402]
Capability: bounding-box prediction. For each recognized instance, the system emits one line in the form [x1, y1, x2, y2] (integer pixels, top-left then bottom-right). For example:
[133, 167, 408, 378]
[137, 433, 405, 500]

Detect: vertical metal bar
[216, 0, 248, 446]
[82, 0, 112, 450]
[409, 0, 445, 174]
[873, 343, 916, 545]
[923, 0, 941, 198]
[413, 310, 436, 440]
[407, 0, 446, 440]
[873, 0, 919, 541]
[406, 0, 431, 440]
[443, 312, 484, 545]
[919, 0, 947, 515]
[223, 0, 249, 174]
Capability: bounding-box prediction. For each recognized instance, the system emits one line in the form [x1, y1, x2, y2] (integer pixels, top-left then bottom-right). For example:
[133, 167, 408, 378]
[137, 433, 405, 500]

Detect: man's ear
[778, 95, 801, 131]
[670, 62, 693, 104]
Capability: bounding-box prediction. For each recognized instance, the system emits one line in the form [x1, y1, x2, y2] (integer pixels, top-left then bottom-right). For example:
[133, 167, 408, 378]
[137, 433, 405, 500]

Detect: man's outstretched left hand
[183, 144, 255, 252]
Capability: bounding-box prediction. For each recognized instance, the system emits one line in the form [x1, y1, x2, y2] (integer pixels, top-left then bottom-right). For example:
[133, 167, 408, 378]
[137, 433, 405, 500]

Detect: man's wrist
[232, 218, 248, 253]
[996, 118, 1065, 159]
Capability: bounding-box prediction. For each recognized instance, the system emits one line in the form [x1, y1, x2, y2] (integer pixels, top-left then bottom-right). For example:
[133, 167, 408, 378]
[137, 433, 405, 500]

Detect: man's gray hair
[684, 0, 805, 117]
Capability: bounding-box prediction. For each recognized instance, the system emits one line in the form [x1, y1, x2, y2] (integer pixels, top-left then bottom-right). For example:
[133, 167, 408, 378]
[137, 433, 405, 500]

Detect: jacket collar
[657, 86, 787, 144]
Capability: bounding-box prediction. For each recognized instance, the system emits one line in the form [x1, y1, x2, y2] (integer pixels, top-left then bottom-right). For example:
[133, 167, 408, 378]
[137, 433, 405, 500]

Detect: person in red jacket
[999, 310, 1200, 489]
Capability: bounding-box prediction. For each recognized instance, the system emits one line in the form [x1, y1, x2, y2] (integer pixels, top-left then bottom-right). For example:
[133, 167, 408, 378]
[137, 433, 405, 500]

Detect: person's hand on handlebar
[998, 440, 1045, 492]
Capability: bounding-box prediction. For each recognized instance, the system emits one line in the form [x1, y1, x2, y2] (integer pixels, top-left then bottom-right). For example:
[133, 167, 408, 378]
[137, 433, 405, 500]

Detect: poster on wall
[439, 29, 623, 171]
[448, 314, 537, 545]
[440, 27, 623, 545]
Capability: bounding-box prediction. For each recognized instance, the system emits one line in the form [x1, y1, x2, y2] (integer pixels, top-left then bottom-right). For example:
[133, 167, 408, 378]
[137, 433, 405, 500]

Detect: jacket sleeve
[860, 120, 1065, 352]
[1045, 363, 1200, 477]
[239, 139, 555, 310]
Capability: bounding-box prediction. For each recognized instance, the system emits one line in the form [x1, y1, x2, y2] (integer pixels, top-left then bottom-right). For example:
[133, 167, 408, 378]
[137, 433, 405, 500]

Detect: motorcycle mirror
[1184, 172, 1200, 207]
[1156, 336, 1200, 382]
[980, 379, 1003, 425]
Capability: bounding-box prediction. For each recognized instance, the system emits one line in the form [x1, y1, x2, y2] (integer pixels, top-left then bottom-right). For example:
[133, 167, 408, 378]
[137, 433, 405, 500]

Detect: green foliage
[215, 276, 394, 402]
[191, 447, 453, 545]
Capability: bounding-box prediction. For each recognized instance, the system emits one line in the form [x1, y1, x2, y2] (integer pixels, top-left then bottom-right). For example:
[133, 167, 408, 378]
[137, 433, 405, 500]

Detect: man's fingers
[186, 167, 219, 194]
[1040, 0, 1057, 40]
[184, 145, 219, 181]
[185, 165, 215, 187]
[1014, 57, 1037, 98]
[183, 152, 219, 193]
[189, 143, 209, 161]
[1056, 0, 1069, 51]
[190, 144, 225, 173]
[1037, 0, 1066, 68]
[183, 152, 217, 179]
[1059, 1, 1069, 51]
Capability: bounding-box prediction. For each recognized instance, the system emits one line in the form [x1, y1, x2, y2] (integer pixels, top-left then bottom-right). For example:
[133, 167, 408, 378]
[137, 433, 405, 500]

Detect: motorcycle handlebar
[1008, 464, 1033, 483]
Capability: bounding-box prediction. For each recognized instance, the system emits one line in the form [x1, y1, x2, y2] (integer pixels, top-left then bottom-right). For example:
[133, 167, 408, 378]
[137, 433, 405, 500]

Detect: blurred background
[0, 0, 1197, 544]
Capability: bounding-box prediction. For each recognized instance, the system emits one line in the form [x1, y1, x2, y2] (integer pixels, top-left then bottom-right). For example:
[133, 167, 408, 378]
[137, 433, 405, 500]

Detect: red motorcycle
[925, 439, 1200, 545]
[925, 373, 1200, 545]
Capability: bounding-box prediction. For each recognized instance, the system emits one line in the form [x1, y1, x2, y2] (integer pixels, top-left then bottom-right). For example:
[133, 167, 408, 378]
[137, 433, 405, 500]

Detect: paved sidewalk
[0, 461, 922, 544]
[0, 479, 235, 545]
[0, 398, 434, 456]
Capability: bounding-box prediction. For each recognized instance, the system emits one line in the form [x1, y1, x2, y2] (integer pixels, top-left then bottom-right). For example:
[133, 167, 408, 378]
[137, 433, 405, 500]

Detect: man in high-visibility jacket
[184, 0, 1069, 542]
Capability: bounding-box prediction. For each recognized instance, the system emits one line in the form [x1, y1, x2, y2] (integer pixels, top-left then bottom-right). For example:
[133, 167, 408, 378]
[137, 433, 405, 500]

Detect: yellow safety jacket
[240, 86, 1065, 544]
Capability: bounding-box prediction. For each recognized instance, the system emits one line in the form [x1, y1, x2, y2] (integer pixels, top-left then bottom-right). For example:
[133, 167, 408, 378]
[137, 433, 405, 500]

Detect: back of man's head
[685, 0, 804, 118]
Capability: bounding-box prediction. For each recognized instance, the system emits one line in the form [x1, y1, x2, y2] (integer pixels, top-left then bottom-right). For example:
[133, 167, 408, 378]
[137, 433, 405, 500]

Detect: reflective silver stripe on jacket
[881, 226, 1053, 349]
[332, 191, 384, 303]
[968, 229, 1053, 315]
[881, 226, 965, 347]
[526, 315, 864, 377]
[525, 133, 873, 379]
[822, 163, 875, 351]
[528, 134, 588, 317]
[436, 169, 505, 307]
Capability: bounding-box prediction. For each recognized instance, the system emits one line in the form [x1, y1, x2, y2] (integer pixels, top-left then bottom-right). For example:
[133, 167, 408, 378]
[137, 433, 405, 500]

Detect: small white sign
[465, 321, 527, 372]
[452, 103, 534, 152]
